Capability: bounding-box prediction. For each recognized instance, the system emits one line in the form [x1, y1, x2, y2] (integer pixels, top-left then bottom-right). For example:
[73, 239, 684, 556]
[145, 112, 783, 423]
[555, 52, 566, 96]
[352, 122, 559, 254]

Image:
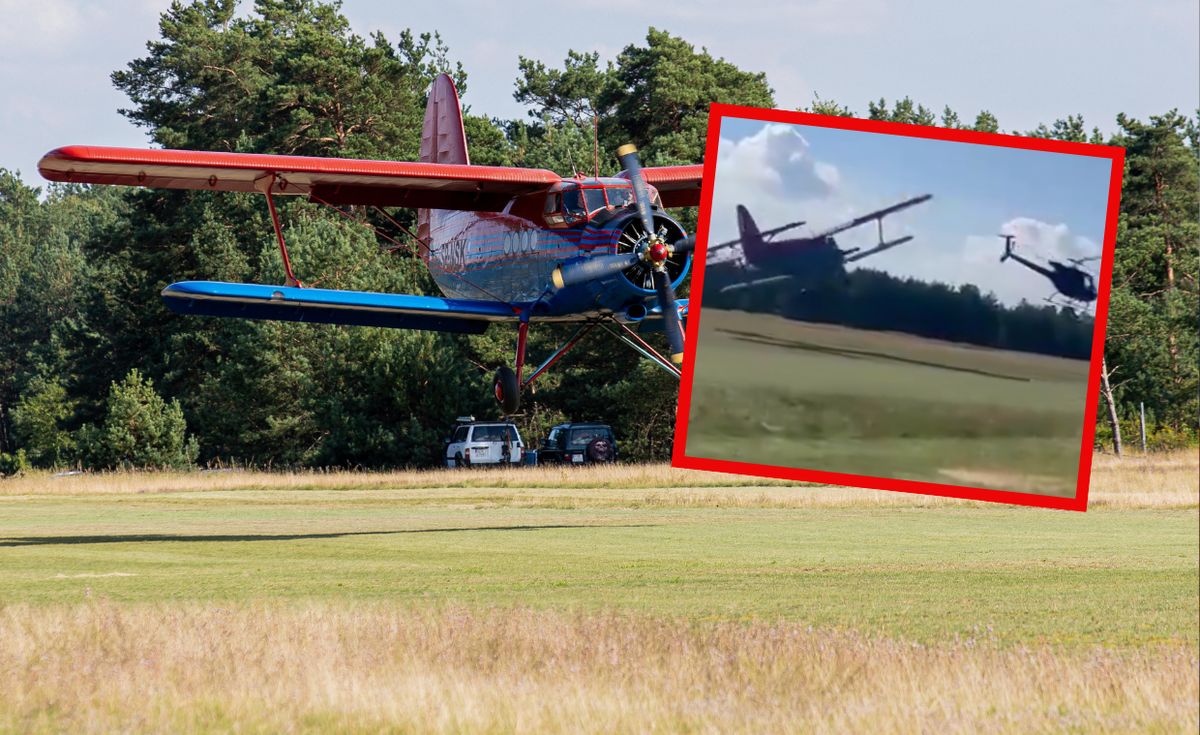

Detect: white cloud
[716, 124, 839, 201]
[998, 217, 1098, 263]
[708, 124, 852, 250]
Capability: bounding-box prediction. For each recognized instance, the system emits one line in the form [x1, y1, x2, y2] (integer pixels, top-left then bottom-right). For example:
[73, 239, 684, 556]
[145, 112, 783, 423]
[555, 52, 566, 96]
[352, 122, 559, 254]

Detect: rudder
[418, 74, 470, 246]
[737, 205, 765, 263]
[421, 74, 470, 166]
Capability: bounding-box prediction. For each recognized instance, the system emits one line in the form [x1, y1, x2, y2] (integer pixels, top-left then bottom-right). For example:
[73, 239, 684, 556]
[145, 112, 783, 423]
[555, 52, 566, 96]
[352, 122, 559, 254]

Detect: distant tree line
[712, 268, 1094, 360]
[0, 0, 1194, 473]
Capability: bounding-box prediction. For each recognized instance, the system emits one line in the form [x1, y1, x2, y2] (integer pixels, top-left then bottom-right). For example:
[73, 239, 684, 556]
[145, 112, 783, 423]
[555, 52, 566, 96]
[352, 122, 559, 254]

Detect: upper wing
[616, 164, 703, 208]
[810, 194, 932, 240]
[38, 145, 561, 211]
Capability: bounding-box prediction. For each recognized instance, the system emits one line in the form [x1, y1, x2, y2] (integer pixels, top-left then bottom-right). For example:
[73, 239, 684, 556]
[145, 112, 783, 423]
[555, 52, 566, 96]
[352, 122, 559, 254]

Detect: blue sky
[1, 0, 1196, 187]
[709, 118, 1115, 306]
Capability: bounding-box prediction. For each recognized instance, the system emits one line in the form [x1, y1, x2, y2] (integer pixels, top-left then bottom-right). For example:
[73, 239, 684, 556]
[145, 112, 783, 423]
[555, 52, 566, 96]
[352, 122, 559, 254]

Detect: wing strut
[261, 174, 303, 287]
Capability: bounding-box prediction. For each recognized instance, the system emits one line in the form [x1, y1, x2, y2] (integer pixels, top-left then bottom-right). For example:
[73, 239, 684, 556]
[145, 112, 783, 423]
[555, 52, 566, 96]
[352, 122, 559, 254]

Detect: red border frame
[672, 103, 1125, 512]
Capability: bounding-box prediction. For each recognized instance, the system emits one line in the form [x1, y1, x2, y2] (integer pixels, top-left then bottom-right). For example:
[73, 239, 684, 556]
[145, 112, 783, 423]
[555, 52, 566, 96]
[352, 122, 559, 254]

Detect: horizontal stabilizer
[161, 281, 519, 334]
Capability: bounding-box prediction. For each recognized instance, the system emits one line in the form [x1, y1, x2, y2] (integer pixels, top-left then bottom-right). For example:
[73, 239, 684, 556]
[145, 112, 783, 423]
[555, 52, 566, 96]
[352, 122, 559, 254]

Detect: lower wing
[161, 281, 520, 334]
[717, 274, 794, 293]
[161, 281, 683, 333]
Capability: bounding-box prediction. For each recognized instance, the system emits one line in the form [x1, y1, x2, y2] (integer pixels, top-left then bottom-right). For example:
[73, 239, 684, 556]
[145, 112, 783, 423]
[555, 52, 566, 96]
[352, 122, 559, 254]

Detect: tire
[586, 438, 616, 463]
[494, 366, 520, 414]
[455, 452, 466, 468]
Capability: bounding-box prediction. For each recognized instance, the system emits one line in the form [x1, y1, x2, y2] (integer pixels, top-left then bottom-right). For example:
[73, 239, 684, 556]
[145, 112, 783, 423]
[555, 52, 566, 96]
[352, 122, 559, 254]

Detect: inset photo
[675, 106, 1123, 509]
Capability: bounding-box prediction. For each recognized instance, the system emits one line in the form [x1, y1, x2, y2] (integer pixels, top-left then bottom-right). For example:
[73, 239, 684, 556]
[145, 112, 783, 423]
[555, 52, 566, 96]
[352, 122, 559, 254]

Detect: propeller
[618, 144, 685, 365]
[546, 144, 692, 366]
[617, 144, 657, 238]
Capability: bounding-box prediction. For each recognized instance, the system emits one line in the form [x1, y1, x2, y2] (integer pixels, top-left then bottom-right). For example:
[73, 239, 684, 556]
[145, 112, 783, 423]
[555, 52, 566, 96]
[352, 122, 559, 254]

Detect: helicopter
[999, 234, 1098, 306]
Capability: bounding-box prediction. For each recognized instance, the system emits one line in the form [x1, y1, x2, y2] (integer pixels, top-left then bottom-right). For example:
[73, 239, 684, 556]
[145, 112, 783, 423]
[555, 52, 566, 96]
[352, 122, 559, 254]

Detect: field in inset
[686, 309, 1092, 494]
[0, 455, 1196, 733]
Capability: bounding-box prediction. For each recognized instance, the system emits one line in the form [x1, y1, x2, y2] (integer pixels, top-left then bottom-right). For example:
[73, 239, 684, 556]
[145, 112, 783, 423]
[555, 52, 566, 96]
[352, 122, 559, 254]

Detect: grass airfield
[686, 309, 1092, 494]
[0, 456, 1196, 733]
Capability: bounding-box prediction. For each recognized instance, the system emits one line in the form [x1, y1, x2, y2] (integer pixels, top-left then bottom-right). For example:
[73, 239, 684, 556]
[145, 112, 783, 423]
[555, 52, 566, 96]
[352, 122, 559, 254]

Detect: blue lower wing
[637, 299, 689, 333]
[161, 281, 519, 334]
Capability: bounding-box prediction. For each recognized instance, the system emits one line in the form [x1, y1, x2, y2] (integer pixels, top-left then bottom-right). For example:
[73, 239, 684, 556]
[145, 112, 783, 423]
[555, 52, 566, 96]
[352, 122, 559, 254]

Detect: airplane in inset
[705, 194, 932, 293]
[999, 234, 1098, 305]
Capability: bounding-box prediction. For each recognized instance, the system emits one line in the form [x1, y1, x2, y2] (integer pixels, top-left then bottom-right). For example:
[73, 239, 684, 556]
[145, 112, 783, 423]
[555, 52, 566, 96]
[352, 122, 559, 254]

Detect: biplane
[38, 74, 702, 414]
[999, 234, 1098, 307]
[706, 194, 932, 292]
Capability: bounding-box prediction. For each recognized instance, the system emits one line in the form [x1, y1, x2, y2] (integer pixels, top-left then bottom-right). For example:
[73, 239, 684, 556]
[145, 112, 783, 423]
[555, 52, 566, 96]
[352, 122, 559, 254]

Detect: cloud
[715, 124, 839, 201]
[707, 123, 849, 246]
[998, 217, 1098, 263]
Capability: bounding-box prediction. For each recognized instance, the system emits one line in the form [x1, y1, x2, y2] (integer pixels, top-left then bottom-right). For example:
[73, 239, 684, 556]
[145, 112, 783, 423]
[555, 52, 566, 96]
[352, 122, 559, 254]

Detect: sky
[708, 117, 1115, 306]
[1, 0, 1196, 188]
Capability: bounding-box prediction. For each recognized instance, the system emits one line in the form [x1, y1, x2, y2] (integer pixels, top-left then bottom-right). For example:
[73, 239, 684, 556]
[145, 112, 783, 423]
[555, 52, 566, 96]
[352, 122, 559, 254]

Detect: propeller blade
[617, 144, 657, 237]
[552, 253, 640, 289]
[652, 269, 685, 365]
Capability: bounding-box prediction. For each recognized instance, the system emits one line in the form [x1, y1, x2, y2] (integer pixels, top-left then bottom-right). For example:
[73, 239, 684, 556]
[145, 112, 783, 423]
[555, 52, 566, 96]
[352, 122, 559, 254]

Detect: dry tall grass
[3, 450, 1195, 509]
[1089, 450, 1200, 508]
[0, 603, 1193, 734]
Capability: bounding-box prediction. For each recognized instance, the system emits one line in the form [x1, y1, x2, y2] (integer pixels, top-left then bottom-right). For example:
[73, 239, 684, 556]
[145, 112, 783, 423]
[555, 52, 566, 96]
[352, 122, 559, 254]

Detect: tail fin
[421, 74, 469, 166]
[737, 205, 765, 264]
[999, 234, 1015, 262]
[418, 74, 469, 244]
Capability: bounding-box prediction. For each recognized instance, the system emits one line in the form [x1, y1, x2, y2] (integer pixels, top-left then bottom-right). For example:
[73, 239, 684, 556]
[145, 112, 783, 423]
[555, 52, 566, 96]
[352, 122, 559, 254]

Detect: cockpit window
[584, 188, 607, 213]
[606, 186, 632, 208]
[561, 188, 586, 216]
[562, 186, 609, 215]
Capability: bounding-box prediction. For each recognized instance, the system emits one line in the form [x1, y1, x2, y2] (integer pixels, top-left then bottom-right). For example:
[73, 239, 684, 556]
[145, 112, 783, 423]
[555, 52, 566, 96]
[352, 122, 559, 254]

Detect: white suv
[444, 418, 524, 467]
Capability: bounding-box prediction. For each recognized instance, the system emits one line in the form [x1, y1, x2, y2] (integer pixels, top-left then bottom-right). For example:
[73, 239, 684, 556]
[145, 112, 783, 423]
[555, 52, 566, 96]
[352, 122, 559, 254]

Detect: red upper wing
[38, 145, 562, 211]
[617, 164, 704, 208]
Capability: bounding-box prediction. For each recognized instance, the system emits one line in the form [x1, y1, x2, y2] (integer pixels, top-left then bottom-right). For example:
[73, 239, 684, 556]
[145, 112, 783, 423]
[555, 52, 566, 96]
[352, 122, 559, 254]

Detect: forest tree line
[710, 268, 1095, 360]
[1, 0, 1195, 472]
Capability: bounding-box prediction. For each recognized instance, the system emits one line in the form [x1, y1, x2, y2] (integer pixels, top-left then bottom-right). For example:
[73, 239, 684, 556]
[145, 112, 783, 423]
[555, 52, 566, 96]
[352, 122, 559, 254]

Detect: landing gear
[494, 366, 520, 414]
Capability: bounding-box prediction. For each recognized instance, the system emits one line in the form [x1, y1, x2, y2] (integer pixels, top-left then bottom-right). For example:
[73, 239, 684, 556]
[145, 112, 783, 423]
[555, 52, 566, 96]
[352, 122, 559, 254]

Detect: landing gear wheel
[494, 366, 520, 414]
[586, 437, 616, 463]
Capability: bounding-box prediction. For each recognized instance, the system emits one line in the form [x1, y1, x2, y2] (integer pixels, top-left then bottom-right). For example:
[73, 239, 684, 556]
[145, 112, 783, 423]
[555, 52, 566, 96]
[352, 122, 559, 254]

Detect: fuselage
[1009, 252, 1097, 302]
[711, 234, 847, 289]
[420, 177, 690, 318]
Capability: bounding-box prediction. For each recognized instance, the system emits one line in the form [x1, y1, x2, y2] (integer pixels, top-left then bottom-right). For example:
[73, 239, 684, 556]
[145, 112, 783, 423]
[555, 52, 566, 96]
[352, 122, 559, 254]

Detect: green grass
[686, 310, 1092, 493]
[2, 487, 1195, 647]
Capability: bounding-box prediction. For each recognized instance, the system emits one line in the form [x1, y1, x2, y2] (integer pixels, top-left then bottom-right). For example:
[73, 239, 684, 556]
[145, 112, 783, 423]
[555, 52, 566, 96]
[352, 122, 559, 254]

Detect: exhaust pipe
[618, 303, 648, 323]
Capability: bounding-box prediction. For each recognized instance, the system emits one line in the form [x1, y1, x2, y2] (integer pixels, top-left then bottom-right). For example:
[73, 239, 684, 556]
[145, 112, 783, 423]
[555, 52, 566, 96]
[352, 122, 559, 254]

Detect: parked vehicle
[444, 416, 524, 467]
[539, 423, 617, 465]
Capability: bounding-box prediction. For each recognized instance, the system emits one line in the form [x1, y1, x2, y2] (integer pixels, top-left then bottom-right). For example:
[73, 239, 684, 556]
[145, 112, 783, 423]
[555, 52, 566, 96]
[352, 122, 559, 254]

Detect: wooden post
[1139, 402, 1147, 453]
[1100, 357, 1122, 456]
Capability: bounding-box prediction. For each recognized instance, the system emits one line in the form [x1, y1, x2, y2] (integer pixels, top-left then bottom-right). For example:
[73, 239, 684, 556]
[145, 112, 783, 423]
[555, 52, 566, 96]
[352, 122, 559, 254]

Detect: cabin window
[543, 193, 566, 226]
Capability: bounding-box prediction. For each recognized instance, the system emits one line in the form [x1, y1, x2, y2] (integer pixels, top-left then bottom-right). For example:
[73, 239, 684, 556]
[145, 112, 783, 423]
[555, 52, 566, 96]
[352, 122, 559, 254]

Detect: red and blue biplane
[38, 74, 702, 413]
